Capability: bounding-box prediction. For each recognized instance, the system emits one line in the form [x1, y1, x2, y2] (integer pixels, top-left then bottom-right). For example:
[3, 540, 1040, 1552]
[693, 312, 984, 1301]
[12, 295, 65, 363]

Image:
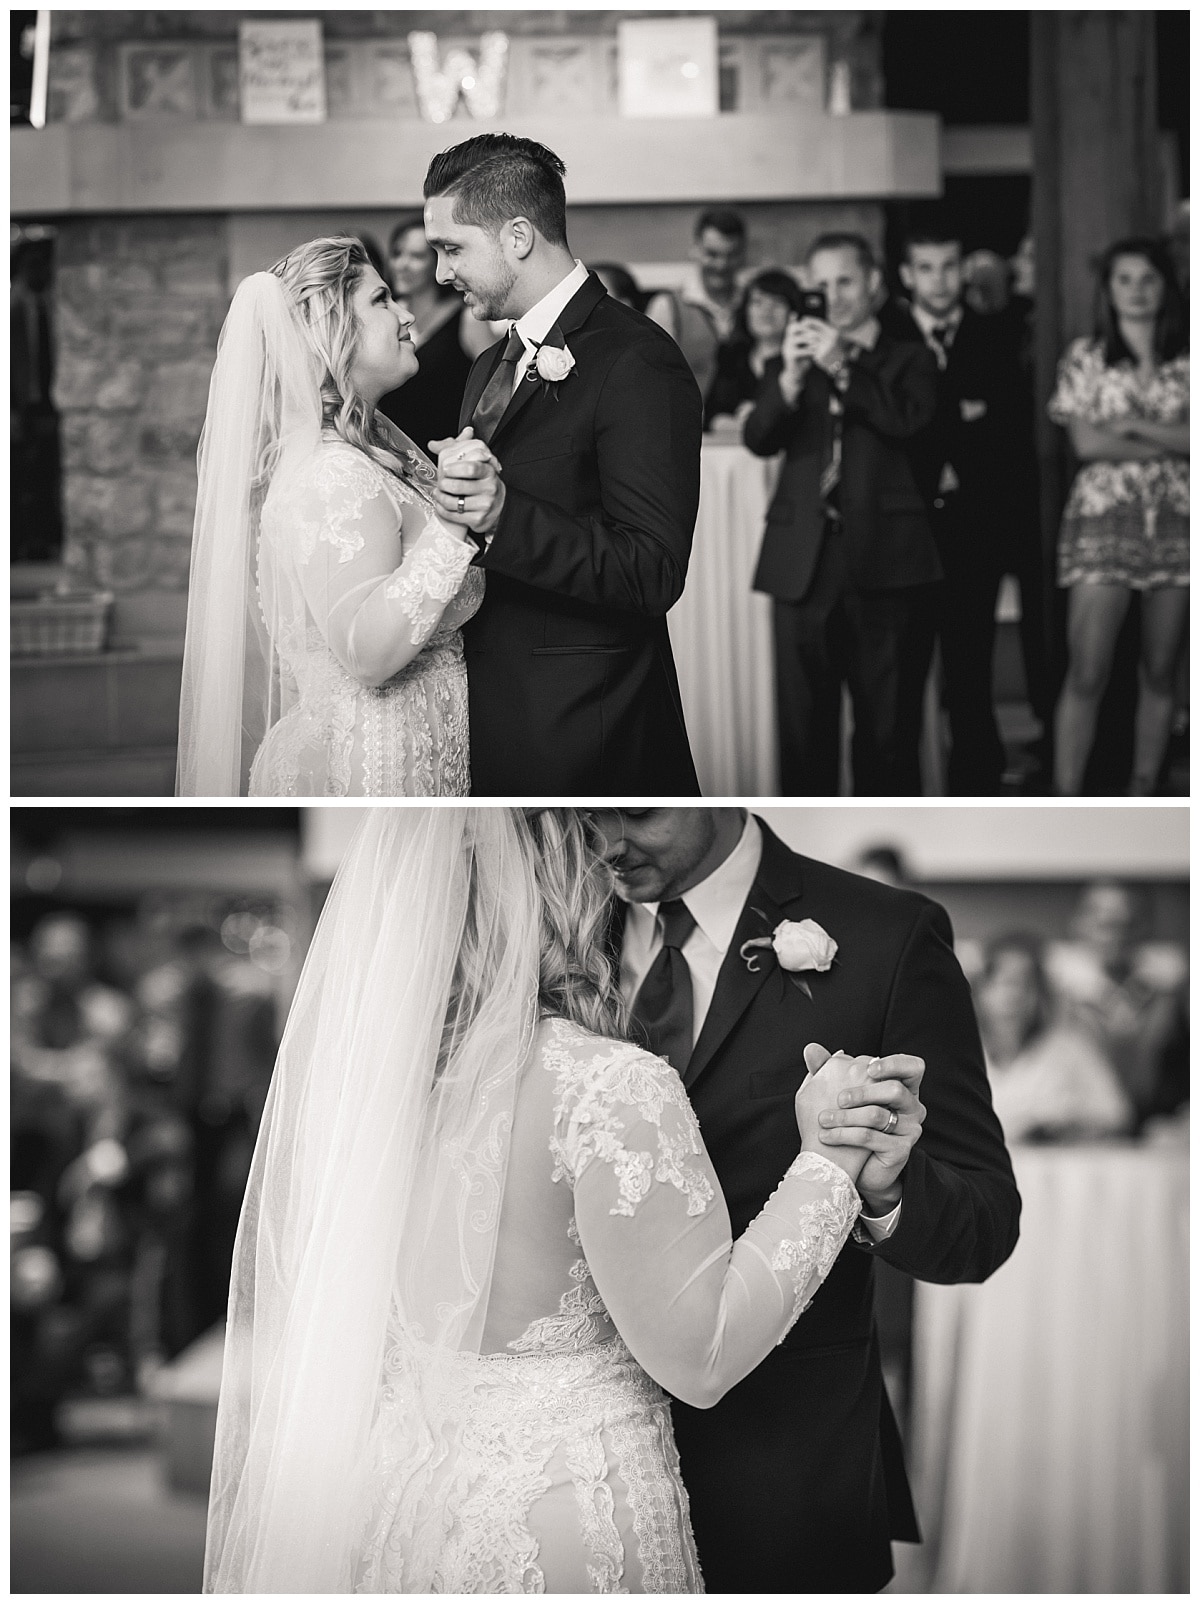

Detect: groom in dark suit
[592, 807, 1020, 1592]
[424, 134, 702, 795]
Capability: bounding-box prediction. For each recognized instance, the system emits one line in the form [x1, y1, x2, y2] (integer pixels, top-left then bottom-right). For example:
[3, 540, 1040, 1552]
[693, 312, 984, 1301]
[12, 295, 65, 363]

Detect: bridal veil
[176, 271, 322, 796]
[204, 810, 541, 1591]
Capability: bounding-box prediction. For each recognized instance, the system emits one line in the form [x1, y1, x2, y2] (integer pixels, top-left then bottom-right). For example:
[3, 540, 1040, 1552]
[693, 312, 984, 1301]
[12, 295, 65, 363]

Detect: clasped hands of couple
[428, 426, 506, 541]
[796, 1044, 926, 1211]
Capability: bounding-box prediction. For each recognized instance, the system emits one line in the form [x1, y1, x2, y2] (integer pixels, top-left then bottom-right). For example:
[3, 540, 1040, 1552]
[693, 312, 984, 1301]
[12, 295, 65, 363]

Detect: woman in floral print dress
[1048, 237, 1189, 794]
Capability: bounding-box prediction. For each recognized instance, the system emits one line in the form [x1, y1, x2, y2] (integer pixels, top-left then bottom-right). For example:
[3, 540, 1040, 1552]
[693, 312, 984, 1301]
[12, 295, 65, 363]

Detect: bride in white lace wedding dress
[205, 811, 872, 1594]
[248, 433, 482, 796]
[177, 236, 491, 797]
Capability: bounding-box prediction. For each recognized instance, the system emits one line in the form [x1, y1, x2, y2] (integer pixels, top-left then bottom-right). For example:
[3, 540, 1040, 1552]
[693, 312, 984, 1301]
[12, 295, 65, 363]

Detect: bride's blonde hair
[522, 809, 630, 1040]
[271, 235, 407, 479]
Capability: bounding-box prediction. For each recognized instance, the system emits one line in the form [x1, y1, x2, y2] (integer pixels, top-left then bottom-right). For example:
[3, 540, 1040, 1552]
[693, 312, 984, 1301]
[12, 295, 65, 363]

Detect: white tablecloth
[908, 1143, 1189, 1592]
[669, 441, 781, 796]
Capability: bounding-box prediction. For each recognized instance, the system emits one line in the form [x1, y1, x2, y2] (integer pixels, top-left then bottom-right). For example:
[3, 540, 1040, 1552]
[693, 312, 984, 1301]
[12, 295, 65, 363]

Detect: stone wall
[53, 215, 229, 640]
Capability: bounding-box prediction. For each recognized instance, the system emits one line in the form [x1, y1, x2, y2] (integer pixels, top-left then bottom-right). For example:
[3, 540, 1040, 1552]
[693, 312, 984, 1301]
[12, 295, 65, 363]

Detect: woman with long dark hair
[704, 269, 807, 428]
[973, 933, 1131, 1143]
[1048, 237, 1189, 794]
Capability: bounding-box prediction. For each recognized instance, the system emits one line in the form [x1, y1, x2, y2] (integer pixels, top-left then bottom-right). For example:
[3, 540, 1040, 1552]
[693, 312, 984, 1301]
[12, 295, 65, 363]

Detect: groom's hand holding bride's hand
[430, 428, 506, 539]
[802, 1042, 926, 1216]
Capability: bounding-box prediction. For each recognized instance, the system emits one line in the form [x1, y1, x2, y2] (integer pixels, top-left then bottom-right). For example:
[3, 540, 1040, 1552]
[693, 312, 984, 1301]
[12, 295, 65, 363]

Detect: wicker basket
[11, 590, 115, 658]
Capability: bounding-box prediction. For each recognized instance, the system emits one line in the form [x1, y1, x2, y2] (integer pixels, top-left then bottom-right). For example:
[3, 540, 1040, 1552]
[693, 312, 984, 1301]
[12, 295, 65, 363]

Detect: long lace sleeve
[550, 1034, 861, 1410]
[294, 448, 475, 688]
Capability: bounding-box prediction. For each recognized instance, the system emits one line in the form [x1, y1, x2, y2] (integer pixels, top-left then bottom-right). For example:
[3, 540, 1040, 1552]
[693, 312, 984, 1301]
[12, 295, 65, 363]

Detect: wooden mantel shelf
[13, 110, 940, 212]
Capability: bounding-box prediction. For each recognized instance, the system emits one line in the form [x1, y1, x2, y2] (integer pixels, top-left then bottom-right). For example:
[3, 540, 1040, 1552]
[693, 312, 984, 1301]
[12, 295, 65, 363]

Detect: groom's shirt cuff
[853, 1200, 902, 1245]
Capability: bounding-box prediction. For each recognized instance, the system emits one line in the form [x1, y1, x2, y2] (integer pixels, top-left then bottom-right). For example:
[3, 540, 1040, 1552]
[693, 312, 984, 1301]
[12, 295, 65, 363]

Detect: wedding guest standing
[894, 220, 1028, 793]
[1046, 880, 1189, 1127]
[683, 207, 749, 346]
[744, 234, 941, 795]
[704, 269, 806, 430]
[974, 932, 1132, 1142]
[378, 214, 495, 449]
[671, 208, 749, 403]
[1048, 238, 1189, 795]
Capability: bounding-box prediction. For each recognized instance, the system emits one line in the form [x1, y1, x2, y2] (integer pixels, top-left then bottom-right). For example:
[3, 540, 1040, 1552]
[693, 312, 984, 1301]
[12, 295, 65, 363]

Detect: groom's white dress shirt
[619, 812, 900, 1242]
[510, 259, 590, 387]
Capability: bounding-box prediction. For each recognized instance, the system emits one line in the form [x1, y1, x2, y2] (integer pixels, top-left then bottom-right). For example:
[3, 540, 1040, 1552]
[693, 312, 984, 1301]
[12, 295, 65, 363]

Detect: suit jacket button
[934, 497, 944, 508]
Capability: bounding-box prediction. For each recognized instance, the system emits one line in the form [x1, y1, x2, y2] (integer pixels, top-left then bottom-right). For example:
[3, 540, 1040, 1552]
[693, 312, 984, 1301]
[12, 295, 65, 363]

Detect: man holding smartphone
[743, 233, 942, 795]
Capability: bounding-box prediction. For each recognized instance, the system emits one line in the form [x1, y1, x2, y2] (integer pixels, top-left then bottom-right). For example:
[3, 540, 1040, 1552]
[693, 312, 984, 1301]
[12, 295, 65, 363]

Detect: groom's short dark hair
[423, 134, 569, 248]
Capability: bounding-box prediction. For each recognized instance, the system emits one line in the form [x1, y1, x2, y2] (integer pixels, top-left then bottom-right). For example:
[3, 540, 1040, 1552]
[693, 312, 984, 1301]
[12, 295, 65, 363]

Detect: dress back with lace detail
[249, 438, 483, 796]
[352, 1017, 861, 1594]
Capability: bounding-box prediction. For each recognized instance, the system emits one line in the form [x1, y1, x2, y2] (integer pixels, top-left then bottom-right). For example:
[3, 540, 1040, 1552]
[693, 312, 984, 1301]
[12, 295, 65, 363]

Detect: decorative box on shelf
[11, 585, 115, 658]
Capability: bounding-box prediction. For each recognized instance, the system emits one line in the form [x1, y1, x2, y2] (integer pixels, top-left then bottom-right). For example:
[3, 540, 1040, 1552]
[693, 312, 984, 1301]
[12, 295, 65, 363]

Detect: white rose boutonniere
[532, 342, 575, 384]
[740, 916, 837, 1000]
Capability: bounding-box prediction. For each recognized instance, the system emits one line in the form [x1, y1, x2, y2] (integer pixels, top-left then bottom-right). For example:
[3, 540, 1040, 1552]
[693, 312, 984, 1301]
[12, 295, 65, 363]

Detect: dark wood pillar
[1029, 13, 1160, 673]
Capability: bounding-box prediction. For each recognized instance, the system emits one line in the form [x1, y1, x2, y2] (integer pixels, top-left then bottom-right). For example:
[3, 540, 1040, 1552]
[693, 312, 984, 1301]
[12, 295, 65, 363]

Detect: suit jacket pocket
[503, 434, 575, 466]
[778, 1335, 871, 1358]
[531, 643, 632, 656]
[748, 1062, 810, 1100]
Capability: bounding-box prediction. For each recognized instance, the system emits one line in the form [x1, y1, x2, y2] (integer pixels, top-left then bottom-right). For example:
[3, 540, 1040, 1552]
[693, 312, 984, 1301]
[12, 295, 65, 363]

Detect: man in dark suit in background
[424, 134, 702, 796]
[893, 222, 1030, 793]
[744, 234, 941, 796]
[593, 806, 1020, 1592]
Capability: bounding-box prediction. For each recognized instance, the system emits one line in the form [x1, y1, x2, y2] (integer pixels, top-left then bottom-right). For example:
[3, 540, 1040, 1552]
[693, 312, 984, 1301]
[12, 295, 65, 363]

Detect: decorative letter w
[408, 32, 509, 124]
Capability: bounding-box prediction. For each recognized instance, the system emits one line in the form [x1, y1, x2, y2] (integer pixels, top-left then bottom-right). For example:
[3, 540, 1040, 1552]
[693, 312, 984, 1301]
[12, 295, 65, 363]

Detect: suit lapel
[487, 273, 608, 445]
[684, 823, 807, 1089]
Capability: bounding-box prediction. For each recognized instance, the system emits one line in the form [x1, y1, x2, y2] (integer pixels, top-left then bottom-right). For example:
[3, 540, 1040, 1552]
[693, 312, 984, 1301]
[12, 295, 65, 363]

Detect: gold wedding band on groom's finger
[457, 496, 466, 514]
[883, 1109, 898, 1135]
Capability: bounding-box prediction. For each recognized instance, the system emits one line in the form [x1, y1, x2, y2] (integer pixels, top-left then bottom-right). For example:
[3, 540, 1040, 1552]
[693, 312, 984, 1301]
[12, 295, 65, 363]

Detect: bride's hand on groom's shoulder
[801, 1043, 927, 1213]
[794, 1050, 875, 1186]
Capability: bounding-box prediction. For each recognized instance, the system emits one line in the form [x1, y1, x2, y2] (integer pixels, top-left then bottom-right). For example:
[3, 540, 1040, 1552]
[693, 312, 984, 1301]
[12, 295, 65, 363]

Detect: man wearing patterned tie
[422, 133, 702, 796]
[592, 804, 1020, 1592]
[744, 234, 941, 797]
[895, 220, 1032, 795]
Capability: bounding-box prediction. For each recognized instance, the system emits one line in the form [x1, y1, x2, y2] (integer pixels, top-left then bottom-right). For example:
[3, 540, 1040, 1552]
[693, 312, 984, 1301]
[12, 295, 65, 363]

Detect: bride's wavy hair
[435, 811, 627, 1088]
[521, 809, 630, 1041]
[270, 235, 407, 479]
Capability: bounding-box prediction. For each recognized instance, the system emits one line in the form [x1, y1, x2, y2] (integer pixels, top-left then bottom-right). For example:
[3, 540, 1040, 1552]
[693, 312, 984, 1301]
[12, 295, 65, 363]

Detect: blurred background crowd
[11, 805, 1188, 1591]
[10, 9, 1190, 798]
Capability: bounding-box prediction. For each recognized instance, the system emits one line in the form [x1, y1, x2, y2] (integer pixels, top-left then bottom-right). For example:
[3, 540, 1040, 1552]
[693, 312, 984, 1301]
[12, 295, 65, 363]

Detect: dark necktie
[470, 327, 525, 444]
[930, 323, 951, 369]
[819, 381, 845, 517]
[631, 900, 697, 1074]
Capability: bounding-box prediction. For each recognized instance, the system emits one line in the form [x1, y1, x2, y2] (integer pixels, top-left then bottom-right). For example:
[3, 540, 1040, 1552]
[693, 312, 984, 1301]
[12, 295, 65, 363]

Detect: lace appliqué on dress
[545, 1021, 714, 1220]
[507, 1253, 614, 1356]
[251, 441, 482, 797]
[606, 1408, 698, 1594]
[769, 1151, 861, 1338]
[384, 521, 478, 648]
[564, 1431, 628, 1594]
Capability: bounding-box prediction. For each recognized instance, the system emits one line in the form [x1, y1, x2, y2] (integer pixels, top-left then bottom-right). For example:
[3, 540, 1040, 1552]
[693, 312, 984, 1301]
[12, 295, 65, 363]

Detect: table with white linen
[907, 1141, 1189, 1593]
[669, 439, 781, 796]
